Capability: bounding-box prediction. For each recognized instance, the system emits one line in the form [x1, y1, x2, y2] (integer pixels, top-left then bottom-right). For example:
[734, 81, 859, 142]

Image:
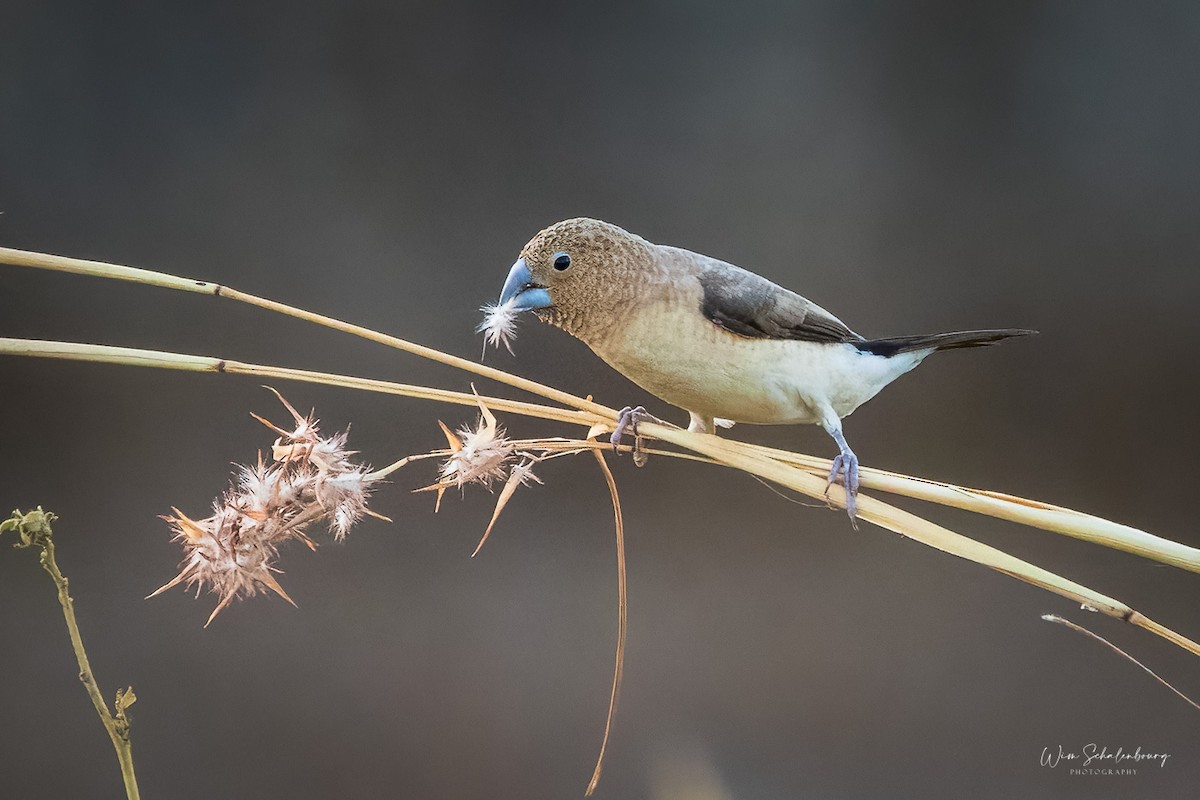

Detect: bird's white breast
[591, 301, 925, 425]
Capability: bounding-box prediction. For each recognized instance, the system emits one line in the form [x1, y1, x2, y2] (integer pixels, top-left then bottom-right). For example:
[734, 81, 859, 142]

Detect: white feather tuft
[477, 297, 521, 356]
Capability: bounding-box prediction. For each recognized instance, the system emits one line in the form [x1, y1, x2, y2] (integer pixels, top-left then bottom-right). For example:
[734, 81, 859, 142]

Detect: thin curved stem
[587, 450, 627, 797]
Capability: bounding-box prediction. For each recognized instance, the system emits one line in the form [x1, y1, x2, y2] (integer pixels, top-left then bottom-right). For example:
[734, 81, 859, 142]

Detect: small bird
[488, 218, 1033, 519]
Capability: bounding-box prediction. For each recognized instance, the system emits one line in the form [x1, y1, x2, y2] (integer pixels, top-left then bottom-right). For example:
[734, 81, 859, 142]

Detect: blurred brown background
[3, 2, 1199, 798]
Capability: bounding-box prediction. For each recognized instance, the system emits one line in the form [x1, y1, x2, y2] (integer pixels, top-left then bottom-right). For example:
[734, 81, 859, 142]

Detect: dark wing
[697, 261, 862, 343]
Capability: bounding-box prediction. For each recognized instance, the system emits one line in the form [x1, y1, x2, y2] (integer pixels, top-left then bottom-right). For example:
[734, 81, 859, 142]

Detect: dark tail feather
[855, 328, 1037, 357]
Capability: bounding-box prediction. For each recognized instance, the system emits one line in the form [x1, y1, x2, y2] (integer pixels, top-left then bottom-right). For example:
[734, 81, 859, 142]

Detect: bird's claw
[825, 449, 860, 527]
[611, 406, 657, 467]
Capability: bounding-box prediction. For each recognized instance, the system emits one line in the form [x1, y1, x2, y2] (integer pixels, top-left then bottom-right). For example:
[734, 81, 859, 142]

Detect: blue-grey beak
[498, 258, 552, 311]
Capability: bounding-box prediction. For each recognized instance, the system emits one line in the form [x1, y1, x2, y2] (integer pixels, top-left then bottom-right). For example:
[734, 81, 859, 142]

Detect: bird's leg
[611, 406, 663, 467]
[687, 412, 715, 434]
[821, 417, 860, 527]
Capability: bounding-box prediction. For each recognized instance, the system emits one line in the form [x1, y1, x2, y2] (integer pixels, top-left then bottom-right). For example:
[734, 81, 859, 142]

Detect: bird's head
[496, 217, 654, 341]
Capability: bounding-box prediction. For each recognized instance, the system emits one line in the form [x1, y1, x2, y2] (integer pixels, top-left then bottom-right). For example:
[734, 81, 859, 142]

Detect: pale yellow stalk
[639, 423, 1200, 657]
[9, 244, 1200, 800]
[0, 338, 600, 427]
[738, 442, 1200, 574]
[5, 246, 1196, 576]
[2, 336, 1196, 659]
[0, 246, 615, 419]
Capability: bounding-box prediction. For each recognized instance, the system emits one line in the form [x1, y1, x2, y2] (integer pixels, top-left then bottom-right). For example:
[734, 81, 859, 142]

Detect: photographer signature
[1041, 744, 1170, 769]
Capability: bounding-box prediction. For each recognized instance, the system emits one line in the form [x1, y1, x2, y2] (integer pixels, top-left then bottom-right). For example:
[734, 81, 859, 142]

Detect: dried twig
[2, 509, 141, 800]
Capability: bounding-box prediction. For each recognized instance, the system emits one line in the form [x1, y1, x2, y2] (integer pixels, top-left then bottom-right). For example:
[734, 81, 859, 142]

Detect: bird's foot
[610, 406, 661, 467]
[825, 448, 860, 528]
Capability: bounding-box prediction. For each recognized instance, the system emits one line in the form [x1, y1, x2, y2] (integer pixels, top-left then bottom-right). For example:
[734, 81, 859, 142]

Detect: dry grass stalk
[0, 246, 612, 419]
[5, 244, 1200, 793]
[740, 442, 1200, 573]
[4, 245, 1197, 564]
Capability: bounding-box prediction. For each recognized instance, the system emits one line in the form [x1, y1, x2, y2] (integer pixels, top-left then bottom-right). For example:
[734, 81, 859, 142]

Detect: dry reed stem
[3, 335, 1200, 658]
[0, 246, 613, 418]
[7, 246, 1200, 788]
[738, 442, 1200, 574]
[4, 247, 1196, 575]
[638, 423, 1200, 658]
[0, 338, 597, 426]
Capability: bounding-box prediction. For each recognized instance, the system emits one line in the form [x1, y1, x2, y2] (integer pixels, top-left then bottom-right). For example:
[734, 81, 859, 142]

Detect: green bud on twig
[1, 507, 58, 549]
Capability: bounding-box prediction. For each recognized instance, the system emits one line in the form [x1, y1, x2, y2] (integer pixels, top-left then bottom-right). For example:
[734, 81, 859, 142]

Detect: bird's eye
[553, 252, 572, 271]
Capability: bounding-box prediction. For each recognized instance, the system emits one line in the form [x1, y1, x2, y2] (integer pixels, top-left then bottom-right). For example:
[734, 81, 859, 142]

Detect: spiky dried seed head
[436, 396, 517, 491]
[150, 390, 378, 625]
